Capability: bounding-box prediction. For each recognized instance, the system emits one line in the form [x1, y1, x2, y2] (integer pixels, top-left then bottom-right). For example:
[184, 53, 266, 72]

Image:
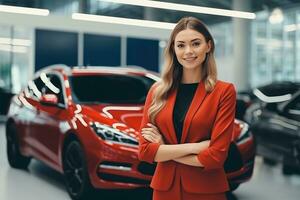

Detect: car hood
[79, 104, 244, 142]
[79, 103, 144, 138]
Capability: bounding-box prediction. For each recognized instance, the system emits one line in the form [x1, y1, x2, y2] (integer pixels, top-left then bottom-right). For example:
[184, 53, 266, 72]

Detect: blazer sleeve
[138, 83, 161, 164]
[197, 83, 236, 170]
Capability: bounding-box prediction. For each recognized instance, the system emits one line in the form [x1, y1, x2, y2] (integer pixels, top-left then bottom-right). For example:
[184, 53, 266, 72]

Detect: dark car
[250, 90, 300, 174]
[6, 65, 255, 200]
[0, 87, 15, 115]
[237, 81, 300, 121]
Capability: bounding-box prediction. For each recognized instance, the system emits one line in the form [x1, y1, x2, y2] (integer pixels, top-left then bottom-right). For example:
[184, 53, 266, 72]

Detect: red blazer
[138, 80, 236, 194]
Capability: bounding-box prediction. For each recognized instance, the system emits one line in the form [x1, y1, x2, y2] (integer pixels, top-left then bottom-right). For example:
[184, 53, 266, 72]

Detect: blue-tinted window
[35, 29, 78, 71]
[84, 34, 121, 66]
[127, 38, 159, 72]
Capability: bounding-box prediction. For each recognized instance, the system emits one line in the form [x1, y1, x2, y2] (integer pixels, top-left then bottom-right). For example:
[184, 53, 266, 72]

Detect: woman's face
[174, 28, 211, 70]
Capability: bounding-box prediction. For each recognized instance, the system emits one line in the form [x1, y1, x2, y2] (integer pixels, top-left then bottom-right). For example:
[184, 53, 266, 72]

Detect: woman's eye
[177, 44, 184, 48]
[193, 42, 200, 47]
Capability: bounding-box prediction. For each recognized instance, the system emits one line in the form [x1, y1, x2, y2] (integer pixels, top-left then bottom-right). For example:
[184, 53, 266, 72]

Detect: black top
[173, 82, 199, 143]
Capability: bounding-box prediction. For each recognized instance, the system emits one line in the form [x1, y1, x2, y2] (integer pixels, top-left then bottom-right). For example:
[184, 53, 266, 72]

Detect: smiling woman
[138, 16, 235, 200]
[174, 29, 212, 83]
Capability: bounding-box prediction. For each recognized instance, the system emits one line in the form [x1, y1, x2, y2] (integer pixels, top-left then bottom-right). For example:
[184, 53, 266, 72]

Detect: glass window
[69, 74, 155, 104]
[296, 11, 300, 81]
[0, 24, 33, 94]
[46, 74, 64, 104]
[251, 8, 300, 88]
[26, 76, 45, 100]
[12, 26, 33, 93]
[211, 22, 233, 58]
[0, 24, 12, 91]
[287, 93, 300, 110]
[84, 33, 121, 66]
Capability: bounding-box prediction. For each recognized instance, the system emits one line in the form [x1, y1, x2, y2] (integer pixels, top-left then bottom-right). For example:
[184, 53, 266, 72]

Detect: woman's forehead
[174, 29, 205, 42]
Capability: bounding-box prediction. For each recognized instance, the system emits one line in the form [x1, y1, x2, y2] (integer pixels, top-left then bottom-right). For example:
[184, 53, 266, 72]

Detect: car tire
[229, 183, 240, 191]
[6, 123, 31, 169]
[263, 158, 277, 166]
[63, 140, 95, 200]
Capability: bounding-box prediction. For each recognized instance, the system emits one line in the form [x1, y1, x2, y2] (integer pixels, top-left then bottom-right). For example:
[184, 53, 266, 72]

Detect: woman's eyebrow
[191, 38, 202, 42]
[176, 38, 202, 43]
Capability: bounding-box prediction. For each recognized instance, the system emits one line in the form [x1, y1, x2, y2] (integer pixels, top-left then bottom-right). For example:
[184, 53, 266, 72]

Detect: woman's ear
[206, 40, 212, 53]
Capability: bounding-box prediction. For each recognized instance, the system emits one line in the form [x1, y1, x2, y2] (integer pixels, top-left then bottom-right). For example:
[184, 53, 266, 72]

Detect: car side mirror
[40, 94, 58, 106]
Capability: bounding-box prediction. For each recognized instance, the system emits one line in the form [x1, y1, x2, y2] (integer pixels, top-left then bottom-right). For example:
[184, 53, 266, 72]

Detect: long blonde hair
[148, 16, 217, 124]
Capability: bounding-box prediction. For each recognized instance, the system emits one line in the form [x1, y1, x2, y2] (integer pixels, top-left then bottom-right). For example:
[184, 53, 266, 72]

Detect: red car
[6, 65, 255, 200]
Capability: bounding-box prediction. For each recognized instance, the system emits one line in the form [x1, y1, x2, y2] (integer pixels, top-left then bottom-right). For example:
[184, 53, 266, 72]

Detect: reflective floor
[0, 123, 300, 200]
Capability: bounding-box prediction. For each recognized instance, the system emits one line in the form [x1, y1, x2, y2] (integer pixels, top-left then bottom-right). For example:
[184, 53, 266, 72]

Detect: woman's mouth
[183, 57, 197, 61]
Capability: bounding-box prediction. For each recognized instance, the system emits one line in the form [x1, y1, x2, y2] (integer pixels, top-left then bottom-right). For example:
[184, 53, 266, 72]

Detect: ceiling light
[0, 37, 31, 46]
[98, 0, 256, 19]
[0, 44, 28, 53]
[0, 5, 49, 16]
[269, 8, 283, 24]
[72, 13, 176, 29]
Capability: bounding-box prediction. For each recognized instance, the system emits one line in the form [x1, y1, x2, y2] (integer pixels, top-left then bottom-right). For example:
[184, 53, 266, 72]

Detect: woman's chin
[182, 64, 201, 70]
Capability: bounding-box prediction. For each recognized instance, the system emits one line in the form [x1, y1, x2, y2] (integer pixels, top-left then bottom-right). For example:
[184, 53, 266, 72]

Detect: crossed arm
[141, 123, 209, 167]
[138, 83, 236, 169]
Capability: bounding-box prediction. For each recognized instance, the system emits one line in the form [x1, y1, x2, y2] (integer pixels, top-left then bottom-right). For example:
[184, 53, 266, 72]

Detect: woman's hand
[141, 123, 165, 145]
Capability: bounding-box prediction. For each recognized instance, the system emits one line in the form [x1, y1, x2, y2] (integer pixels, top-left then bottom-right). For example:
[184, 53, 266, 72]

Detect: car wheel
[63, 140, 95, 200]
[6, 123, 31, 169]
[263, 158, 277, 166]
[229, 183, 240, 191]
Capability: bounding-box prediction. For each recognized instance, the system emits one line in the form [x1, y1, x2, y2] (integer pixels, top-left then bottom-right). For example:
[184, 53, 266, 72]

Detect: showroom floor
[0, 123, 300, 200]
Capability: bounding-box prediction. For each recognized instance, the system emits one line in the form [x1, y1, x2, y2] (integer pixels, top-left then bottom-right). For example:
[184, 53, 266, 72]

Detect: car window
[69, 74, 155, 104]
[25, 76, 45, 100]
[285, 93, 300, 121]
[44, 74, 64, 105]
[287, 93, 300, 110]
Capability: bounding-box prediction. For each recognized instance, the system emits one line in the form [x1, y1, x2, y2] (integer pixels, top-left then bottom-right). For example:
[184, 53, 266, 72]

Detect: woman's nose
[184, 45, 193, 54]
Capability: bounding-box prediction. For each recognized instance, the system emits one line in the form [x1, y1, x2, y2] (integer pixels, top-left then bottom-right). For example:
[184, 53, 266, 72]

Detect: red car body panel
[7, 66, 255, 190]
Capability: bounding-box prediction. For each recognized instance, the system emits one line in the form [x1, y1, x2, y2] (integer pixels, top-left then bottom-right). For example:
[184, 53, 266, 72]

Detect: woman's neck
[181, 67, 202, 84]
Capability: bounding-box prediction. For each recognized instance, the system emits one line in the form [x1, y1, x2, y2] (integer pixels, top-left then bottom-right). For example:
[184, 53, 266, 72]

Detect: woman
[138, 17, 236, 200]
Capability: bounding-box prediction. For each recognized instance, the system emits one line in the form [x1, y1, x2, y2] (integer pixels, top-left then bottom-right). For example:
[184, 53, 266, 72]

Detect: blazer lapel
[180, 81, 207, 143]
[165, 88, 178, 144]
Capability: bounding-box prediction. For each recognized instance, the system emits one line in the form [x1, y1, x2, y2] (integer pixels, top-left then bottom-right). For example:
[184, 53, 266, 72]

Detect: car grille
[98, 173, 151, 185]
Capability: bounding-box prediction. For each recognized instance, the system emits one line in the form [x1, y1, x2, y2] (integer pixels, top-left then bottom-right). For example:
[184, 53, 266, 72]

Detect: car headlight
[90, 122, 138, 146]
[236, 120, 251, 144]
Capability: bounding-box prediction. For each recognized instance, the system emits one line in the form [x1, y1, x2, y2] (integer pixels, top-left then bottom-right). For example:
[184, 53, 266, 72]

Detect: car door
[282, 92, 300, 122]
[253, 103, 298, 162]
[19, 76, 45, 152]
[280, 93, 300, 163]
[31, 72, 69, 169]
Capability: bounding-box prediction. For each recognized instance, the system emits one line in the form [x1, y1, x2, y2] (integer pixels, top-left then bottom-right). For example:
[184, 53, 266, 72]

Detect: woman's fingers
[147, 123, 160, 133]
[142, 127, 160, 136]
[142, 133, 157, 143]
[141, 129, 157, 137]
[141, 123, 164, 144]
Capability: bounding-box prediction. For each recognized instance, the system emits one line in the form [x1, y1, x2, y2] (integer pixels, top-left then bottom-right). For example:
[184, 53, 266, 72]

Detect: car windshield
[69, 74, 156, 104]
